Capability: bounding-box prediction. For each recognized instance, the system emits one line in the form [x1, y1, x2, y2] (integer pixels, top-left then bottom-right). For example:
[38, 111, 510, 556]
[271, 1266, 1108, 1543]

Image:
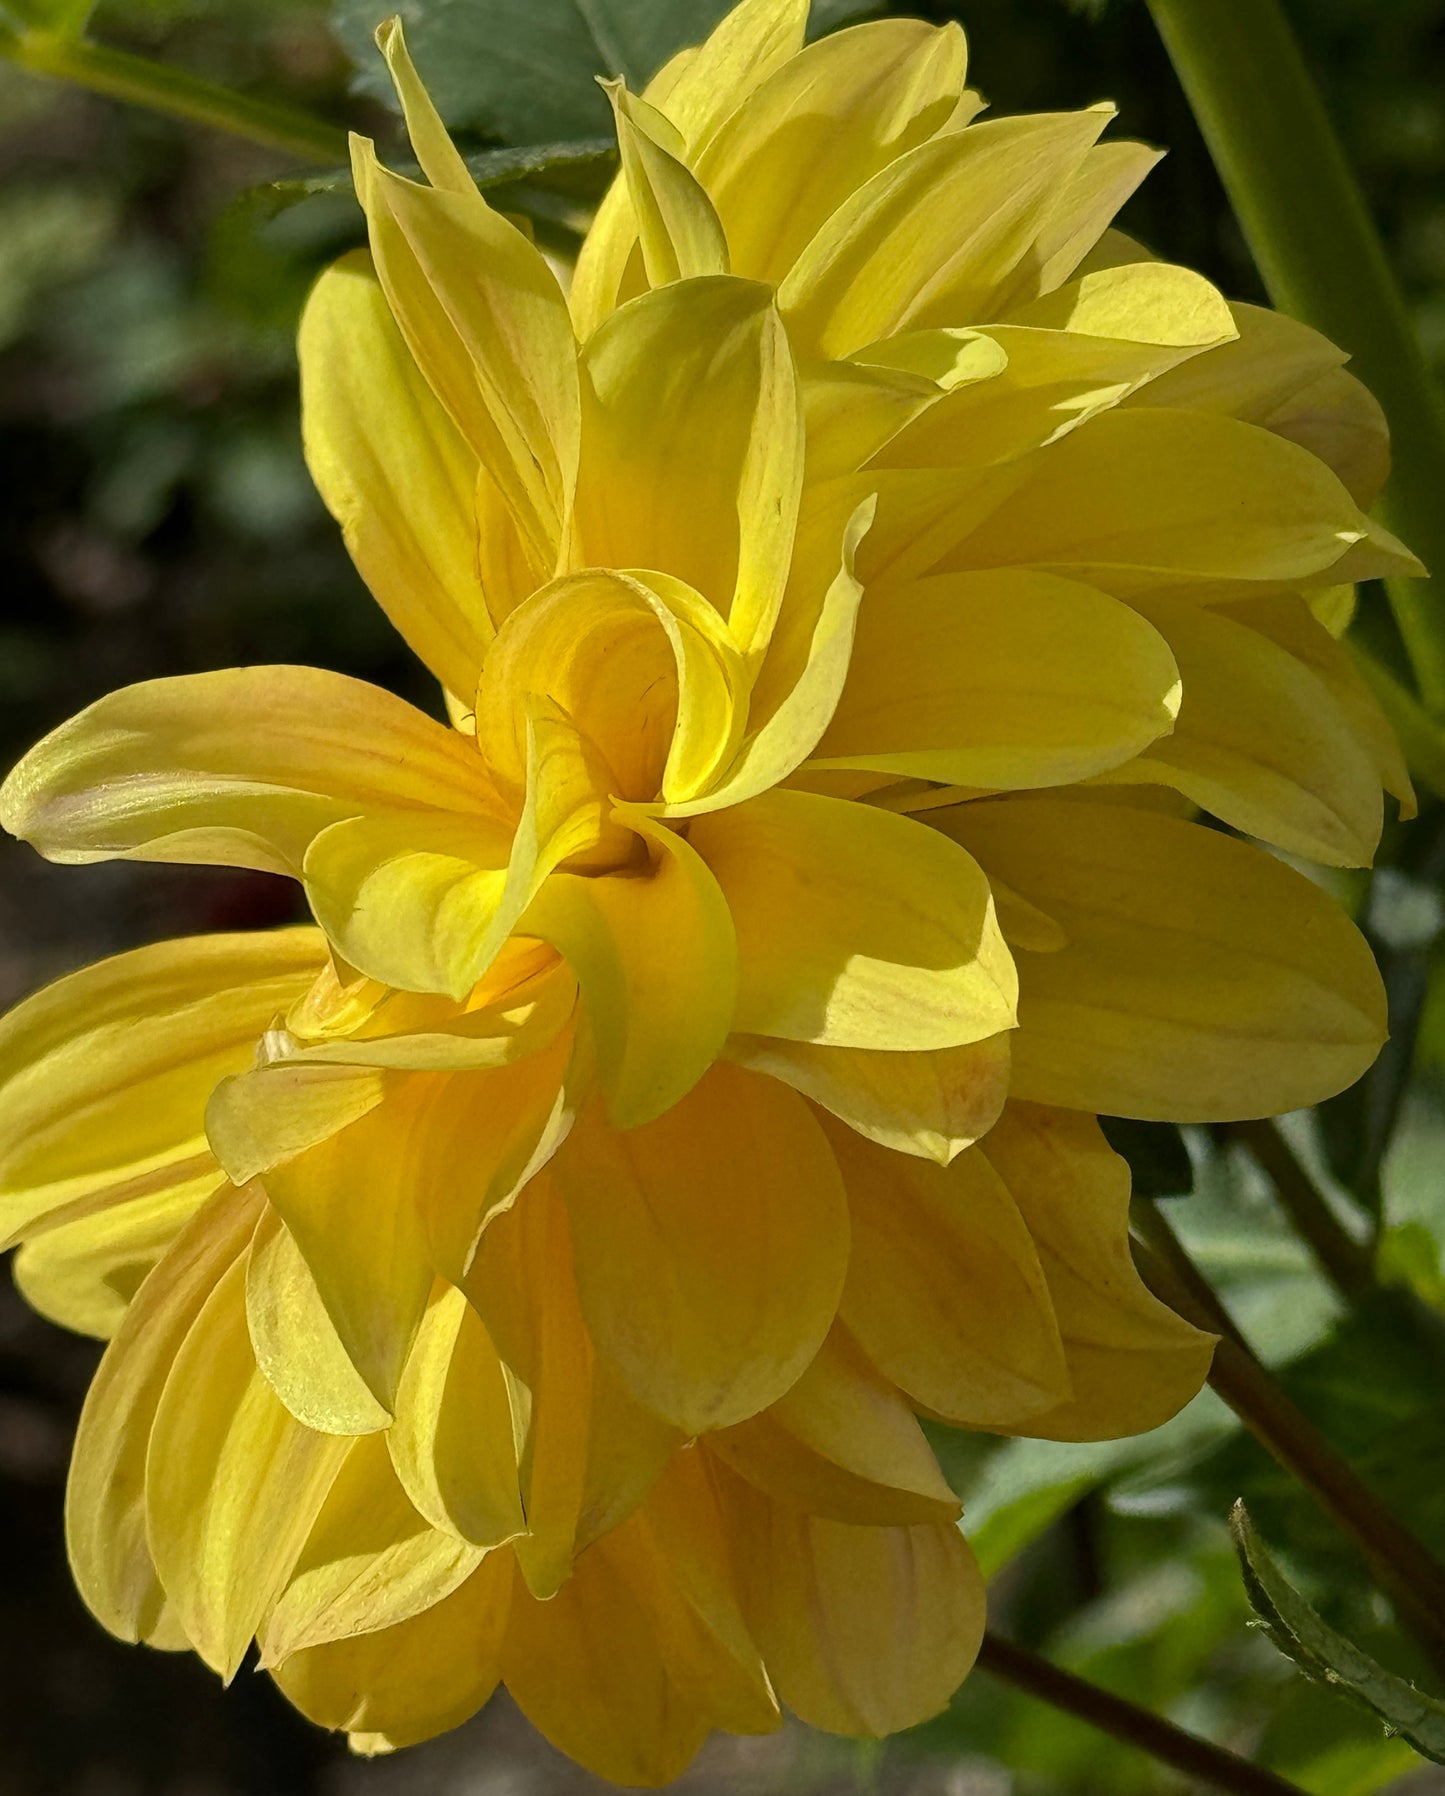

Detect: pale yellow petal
[940, 795, 1387, 1119]
[979, 1103, 1215, 1439]
[146, 1250, 349, 1677]
[299, 252, 488, 697]
[1, 669, 495, 877]
[261, 1432, 483, 1662]
[387, 1282, 525, 1548]
[65, 1185, 260, 1647]
[555, 1066, 849, 1434]
[606, 82, 729, 285]
[690, 788, 1017, 1050]
[206, 1062, 387, 1188]
[0, 927, 321, 1245]
[993, 138, 1163, 310]
[727, 1032, 1009, 1166]
[828, 1116, 1068, 1426]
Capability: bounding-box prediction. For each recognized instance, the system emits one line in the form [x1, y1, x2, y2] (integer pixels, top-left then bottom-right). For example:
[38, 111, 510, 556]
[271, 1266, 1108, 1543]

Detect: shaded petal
[606, 82, 729, 286]
[828, 1117, 1068, 1426]
[717, 1459, 985, 1737]
[690, 788, 1016, 1050]
[272, 1551, 511, 1750]
[299, 251, 489, 697]
[573, 277, 802, 665]
[0, 927, 322, 1246]
[992, 138, 1163, 309]
[814, 569, 1180, 790]
[1, 670, 495, 877]
[260, 1432, 483, 1663]
[940, 794, 1387, 1119]
[979, 1103, 1215, 1439]
[387, 1282, 525, 1548]
[146, 1249, 349, 1677]
[712, 1325, 961, 1525]
[554, 1066, 850, 1434]
[66, 1185, 261, 1648]
[1096, 595, 1383, 866]
[727, 1031, 1009, 1165]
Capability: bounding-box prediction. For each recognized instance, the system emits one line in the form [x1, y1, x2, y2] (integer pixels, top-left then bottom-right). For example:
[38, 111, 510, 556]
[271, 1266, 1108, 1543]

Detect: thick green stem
[0, 22, 348, 164]
[1133, 1207, 1445, 1679]
[1350, 643, 1445, 801]
[1144, 0, 1445, 711]
[976, 1634, 1305, 1796]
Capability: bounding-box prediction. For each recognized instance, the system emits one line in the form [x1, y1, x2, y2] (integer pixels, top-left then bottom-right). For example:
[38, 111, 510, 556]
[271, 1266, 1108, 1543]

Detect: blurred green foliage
[2, 0, 1445, 1792]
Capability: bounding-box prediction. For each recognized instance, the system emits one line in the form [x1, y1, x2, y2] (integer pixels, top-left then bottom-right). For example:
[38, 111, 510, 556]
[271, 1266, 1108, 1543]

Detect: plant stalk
[1224, 1121, 1375, 1303]
[976, 1633, 1305, 1796]
[1144, 0, 1445, 712]
[1133, 1205, 1445, 1677]
[0, 21, 348, 164]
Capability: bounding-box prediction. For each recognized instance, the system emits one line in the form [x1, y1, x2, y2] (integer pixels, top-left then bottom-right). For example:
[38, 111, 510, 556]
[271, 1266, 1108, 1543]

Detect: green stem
[0, 21, 348, 164]
[1133, 1206, 1445, 1679]
[1350, 642, 1445, 801]
[976, 1634, 1305, 1796]
[1225, 1121, 1375, 1303]
[1143, 0, 1445, 712]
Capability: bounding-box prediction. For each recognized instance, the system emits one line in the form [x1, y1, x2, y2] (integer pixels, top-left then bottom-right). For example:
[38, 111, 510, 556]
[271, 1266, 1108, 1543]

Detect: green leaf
[1232, 1501, 1445, 1763]
[0, 0, 95, 33]
[332, 0, 739, 144]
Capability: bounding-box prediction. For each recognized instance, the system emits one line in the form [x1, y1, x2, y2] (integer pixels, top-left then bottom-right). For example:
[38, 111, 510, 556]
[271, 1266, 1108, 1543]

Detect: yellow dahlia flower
[0, 0, 1416, 1778]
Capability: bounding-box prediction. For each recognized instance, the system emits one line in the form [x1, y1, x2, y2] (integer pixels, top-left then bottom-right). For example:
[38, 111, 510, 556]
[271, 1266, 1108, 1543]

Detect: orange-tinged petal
[940, 794, 1387, 1119]
[712, 1325, 961, 1525]
[66, 1184, 260, 1648]
[554, 1066, 849, 1433]
[272, 1549, 511, 1750]
[690, 788, 1016, 1050]
[829, 1116, 1068, 1427]
[0, 669, 495, 878]
[717, 1459, 985, 1737]
[146, 1251, 349, 1678]
[299, 251, 489, 698]
[979, 1103, 1215, 1440]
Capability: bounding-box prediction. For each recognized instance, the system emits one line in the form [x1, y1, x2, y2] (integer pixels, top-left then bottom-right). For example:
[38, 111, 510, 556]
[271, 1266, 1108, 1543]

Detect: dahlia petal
[146, 1250, 349, 1678]
[778, 109, 1109, 358]
[260, 1432, 483, 1664]
[503, 1514, 774, 1787]
[727, 1031, 1010, 1165]
[711, 1326, 962, 1525]
[814, 569, 1180, 790]
[272, 1550, 511, 1749]
[607, 83, 730, 286]
[828, 1117, 1068, 1426]
[245, 1208, 392, 1436]
[256, 1081, 437, 1418]
[938, 407, 1376, 587]
[467, 1179, 678, 1596]
[299, 252, 489, 698]
[0, 927, 321, 1245]
[351, 140, 577, 572]
[696, 18, 969, 289]
[979, 1103, 1216, 1440]
[522, 819, 737, 1127]
[718, 1462, 986, 1738]
[13, 1165, 222, 1340]
[66, 1184, 260, 1648]
[386, 1283, 525, 1547]
[0, 669, 494, 877]
[554, 1067, 850, 1434]
[801, 357, 970, 486]
[206, 1063, 387, 1187]
[1097, 595, 1384, 866]
[573, 276, 802, 665]
[941, 794, 1388, 1119]
[689, 788, 1017, 1051]
[373, 17, 476, 198]
[998, 138, 1163, 306]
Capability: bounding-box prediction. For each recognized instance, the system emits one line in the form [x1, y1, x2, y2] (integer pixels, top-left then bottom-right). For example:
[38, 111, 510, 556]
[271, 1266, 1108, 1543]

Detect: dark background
[2, 1, 1445, 1790]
